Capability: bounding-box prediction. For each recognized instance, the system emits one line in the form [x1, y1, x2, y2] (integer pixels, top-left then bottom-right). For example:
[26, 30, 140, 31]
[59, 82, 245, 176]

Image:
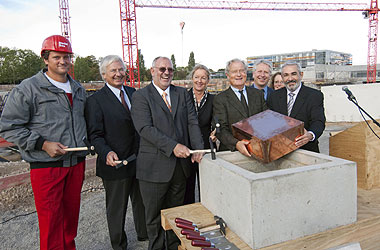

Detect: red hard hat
[41, 35, 73, 56]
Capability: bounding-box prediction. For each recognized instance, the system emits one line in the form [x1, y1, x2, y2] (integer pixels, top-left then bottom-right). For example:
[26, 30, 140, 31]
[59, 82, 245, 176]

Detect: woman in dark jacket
[184, 64, 216, 204]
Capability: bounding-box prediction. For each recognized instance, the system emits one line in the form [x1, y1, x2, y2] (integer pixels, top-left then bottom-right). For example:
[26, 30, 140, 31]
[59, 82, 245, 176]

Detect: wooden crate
[329, 120, 380, 190]
[231, 110, 304, 163]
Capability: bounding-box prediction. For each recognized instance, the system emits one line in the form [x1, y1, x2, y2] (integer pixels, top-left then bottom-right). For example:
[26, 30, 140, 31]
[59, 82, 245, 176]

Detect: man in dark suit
[250, 59, 274, 100]
[85, 55, 147, 250]
[213, 58, 267, 157]
[131, 56, 204, 250]
[267, 61, 326, 152]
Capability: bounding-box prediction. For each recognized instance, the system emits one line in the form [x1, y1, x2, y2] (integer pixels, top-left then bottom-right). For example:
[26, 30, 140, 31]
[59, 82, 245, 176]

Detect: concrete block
[200, 149, 357, 249]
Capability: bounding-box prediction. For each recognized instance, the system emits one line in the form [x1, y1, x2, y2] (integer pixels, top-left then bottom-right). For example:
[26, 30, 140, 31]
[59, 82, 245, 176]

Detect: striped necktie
[162, 92, 172, 112]
[287, 92, 295, 116]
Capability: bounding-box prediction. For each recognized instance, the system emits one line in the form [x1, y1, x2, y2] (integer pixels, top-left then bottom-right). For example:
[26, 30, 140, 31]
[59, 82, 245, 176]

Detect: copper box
[231, 110, 304, 163]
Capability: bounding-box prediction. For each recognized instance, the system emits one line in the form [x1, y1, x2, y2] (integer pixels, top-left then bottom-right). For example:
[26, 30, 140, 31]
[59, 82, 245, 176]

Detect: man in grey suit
[213, 58, 267, 156]
[131, 56, 204, 250]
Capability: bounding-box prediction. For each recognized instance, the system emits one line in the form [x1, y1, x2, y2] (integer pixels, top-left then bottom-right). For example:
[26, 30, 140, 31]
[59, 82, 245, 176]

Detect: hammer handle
[189, 149, 212, 154]
[64, 147, 89, 152]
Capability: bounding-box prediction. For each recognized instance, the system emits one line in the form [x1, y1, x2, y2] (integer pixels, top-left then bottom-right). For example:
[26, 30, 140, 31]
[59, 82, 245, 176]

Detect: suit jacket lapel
[279, 88, 288, 115]
[227, 87, 247, 117]
[148, 83, 172, 115]
[170, 85, 179, 118]
[290, 85, 306, 117]
[104, 85, 130, 117]
[122, 85, 132, 104]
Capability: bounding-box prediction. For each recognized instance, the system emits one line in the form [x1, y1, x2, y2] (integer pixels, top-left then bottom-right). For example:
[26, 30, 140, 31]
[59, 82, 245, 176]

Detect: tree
[0, 47, 44, 84]
[171, 54, 177, 71]
[138, 49, 151, 82]
[187, 51, 195, 71]
[74, 55, 101, 82]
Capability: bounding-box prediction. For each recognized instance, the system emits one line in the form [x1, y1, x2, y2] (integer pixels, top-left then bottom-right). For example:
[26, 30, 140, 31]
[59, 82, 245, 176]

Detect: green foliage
[174, 66, 188, 80]
[171, 54, 177, 71]
[0, 47, 44, 84]
[138, 49, 152, 82]
[73, 55, 102, 83]
[187, 51, 195, 71]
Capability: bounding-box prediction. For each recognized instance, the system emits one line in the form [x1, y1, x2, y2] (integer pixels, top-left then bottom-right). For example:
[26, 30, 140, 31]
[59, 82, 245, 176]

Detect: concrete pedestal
[200, 149, 357, 249]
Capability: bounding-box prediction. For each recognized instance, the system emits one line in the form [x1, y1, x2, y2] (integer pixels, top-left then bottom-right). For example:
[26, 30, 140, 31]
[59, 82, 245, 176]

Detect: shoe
[137, 236, 148, 242]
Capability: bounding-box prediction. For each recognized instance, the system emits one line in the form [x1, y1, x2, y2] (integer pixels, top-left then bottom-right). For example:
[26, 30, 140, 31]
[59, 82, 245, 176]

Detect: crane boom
[120, 0, 378, 84]
[135, 0, 367, 11]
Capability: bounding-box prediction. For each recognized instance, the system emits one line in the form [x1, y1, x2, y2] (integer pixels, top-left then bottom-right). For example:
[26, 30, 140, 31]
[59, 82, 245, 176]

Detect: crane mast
[119, 0, 140, 88]
[367, 0, 379, 83]
[58, 0, 74, 78]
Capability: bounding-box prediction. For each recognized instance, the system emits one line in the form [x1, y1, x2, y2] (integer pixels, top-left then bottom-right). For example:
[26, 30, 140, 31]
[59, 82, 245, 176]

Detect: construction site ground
[1, 122, 376, 250]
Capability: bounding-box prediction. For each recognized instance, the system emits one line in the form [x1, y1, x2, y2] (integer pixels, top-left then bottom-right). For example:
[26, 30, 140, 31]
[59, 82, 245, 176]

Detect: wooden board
[232, 110, 304, 163]
[161, 203, 252, 250]
[162, 188, 380, 250]
[330, 120, 380, 189]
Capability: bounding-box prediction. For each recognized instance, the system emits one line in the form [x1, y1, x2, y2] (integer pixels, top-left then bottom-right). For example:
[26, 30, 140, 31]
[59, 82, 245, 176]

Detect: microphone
[342, 86, 356, 100]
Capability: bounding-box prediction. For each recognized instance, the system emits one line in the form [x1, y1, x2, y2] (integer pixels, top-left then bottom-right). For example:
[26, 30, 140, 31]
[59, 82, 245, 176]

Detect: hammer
[114, 154, 137, 169]
[189, 137, 216, 160]
[63, 137, 96, 155]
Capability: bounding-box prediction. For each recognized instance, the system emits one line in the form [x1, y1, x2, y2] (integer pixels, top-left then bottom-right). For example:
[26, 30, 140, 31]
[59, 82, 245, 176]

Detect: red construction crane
[58, 0, 75, 78]
[119, 0, 140, 88]
[120, 0, 378, 85]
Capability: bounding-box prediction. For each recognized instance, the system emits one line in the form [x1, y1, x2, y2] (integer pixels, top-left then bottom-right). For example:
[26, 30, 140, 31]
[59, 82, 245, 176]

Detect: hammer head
[208, 137, 216, 160]
[82, 136, 95, 155]
[214, 215, 227, 236]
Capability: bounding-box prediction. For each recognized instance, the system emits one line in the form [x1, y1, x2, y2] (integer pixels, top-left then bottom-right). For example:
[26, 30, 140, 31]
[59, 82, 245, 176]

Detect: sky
[0, 0, 372, 71]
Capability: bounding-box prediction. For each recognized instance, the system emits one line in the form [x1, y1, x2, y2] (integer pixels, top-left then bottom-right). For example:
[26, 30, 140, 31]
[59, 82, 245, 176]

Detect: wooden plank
[259, 215, 380, 250]
[329, 121, 380, 190]
[161, 203, 252, 250]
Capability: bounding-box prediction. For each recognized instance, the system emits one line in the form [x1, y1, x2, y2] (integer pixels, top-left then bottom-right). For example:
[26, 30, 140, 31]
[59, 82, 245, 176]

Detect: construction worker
[0, 35, 87, 250]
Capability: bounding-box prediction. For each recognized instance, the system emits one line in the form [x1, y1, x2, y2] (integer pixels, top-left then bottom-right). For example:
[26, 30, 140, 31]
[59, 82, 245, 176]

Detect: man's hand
[209, 129, 217, 143]
[295, 129, 313, 148]
[106, 151, 119, 167]
[191, 152, 204, 163]
[236, 140, 251, 157]
[42, 141, 68, 158]
[173, 144, 190, 158]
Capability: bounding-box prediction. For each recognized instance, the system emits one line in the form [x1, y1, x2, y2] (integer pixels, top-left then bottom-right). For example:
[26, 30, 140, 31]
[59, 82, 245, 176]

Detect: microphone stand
[347, 96, 380, 128]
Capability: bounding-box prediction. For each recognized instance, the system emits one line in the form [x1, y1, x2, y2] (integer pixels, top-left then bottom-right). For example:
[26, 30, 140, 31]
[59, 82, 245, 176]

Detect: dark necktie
[120, 89, 130, 111]
[238, 90, 249, 116]
[261, 89, 266, 100]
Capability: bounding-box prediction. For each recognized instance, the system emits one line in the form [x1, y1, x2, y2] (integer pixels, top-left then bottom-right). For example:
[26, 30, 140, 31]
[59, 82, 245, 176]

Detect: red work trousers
[30, 161, 85, 250]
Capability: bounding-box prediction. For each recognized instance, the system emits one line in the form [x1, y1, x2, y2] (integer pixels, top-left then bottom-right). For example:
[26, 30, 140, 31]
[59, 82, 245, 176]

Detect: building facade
[247, 49, 352, 71]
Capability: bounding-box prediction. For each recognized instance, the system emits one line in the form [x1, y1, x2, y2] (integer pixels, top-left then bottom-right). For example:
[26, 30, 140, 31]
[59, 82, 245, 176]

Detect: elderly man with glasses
[131, 56, 204, 250]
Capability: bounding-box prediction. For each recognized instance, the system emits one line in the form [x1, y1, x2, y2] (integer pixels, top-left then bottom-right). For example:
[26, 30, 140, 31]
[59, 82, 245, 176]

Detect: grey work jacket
[0, 70, 87, 167]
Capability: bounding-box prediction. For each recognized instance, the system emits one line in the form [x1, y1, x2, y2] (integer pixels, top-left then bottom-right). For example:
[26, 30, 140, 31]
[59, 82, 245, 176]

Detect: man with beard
[250, 59, 274, 101]
[267, 61, 326, 152]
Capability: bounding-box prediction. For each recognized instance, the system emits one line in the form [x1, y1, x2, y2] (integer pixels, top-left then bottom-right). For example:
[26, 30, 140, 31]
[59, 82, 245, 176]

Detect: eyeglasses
[156, 67, 174, 73]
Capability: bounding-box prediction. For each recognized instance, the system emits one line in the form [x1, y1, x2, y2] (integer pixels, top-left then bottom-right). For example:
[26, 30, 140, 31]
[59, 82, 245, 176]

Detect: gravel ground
[0, 123, 356, 250]
[0, 167, 149, 250]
